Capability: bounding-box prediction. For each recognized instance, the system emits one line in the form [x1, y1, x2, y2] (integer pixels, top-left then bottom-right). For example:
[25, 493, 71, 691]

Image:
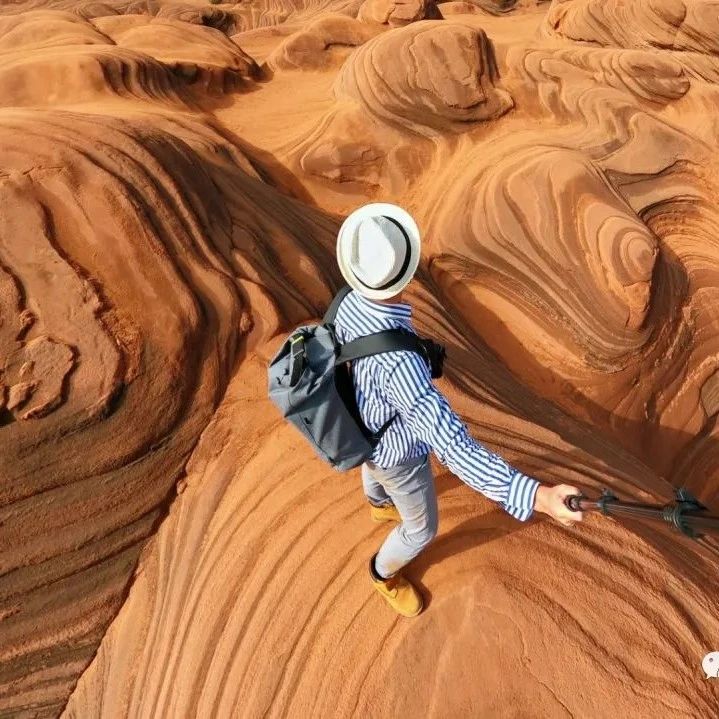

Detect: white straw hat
[336, 203, 421, 300]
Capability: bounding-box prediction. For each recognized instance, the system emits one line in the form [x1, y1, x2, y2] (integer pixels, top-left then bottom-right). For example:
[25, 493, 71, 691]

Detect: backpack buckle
[418, 338, 446, 379]
[290, 334, 305, 357]
[289, 334, 306, 386]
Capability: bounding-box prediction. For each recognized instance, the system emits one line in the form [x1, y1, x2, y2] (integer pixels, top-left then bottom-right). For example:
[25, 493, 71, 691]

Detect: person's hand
[533, 484, 584, 527]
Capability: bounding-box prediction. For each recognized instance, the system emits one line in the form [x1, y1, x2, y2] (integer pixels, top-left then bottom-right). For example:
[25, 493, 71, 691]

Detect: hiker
[331, 203, 584, 616]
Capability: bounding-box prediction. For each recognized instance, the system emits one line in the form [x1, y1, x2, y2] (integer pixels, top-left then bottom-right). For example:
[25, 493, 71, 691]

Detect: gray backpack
[267, 287, 445, 470]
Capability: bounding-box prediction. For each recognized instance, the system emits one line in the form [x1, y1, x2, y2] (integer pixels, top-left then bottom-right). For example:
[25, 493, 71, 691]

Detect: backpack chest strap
[336, 330, 426, 364]
[336, 329, 446, 379]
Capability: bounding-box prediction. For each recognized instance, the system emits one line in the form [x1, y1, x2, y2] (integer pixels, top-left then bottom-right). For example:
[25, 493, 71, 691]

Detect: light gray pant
[362, 454, 438, 579]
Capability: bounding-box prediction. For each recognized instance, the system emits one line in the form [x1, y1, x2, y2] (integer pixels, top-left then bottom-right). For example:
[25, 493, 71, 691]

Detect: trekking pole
[563, 488, 719, 538]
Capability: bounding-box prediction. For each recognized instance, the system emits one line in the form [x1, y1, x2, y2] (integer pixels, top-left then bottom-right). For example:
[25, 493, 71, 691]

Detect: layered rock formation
[1, 0, 719, 717]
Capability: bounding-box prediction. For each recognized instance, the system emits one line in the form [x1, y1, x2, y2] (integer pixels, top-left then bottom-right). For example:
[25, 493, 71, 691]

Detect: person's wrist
[533, 484, 549, 514]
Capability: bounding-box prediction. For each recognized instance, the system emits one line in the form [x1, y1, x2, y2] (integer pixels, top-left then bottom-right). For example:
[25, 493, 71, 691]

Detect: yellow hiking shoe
[370, 503, 401, 523]
[369, 555, 423, 617]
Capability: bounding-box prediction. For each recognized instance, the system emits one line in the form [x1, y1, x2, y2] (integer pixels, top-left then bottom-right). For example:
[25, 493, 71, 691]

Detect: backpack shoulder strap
[323, 286, 352, 324]
[336, 329, 425, 364]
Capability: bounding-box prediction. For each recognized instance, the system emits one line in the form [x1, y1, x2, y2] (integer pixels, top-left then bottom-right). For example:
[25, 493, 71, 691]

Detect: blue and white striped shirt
[334, 291, 540, 521]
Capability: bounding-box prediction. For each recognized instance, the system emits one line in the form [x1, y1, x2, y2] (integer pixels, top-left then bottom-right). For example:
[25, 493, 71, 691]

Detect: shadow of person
[403, 504, 539, 610]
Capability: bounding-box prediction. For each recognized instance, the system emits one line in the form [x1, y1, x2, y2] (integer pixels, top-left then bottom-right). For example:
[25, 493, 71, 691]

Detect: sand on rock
[1, 1, 719, 717]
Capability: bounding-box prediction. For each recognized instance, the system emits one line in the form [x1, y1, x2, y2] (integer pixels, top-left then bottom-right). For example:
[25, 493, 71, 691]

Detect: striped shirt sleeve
[383, 352, 540, 521]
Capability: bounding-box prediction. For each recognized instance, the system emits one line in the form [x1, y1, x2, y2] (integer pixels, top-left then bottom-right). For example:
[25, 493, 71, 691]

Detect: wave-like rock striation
[2, 1, 719, 718]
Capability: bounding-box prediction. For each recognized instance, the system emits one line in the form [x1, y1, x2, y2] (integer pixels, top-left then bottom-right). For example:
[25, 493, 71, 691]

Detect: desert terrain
[1, 0, 719, 716]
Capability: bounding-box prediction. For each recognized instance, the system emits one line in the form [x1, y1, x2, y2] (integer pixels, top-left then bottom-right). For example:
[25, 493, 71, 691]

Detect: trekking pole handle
[564, 494, 584, 512]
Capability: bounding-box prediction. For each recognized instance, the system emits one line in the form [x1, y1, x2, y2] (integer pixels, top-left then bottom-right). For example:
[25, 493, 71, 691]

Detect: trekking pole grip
[564, 494, 584, 512]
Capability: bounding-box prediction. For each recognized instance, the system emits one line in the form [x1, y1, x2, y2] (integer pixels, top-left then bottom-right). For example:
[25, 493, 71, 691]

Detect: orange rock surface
[1, 1, 718, 717]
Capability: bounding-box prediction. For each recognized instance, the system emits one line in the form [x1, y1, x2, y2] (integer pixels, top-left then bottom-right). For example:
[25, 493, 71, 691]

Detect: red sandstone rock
[0, 2, 718, 718]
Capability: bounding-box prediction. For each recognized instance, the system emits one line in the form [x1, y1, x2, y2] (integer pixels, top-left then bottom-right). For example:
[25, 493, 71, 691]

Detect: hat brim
[336, 203, 421, 300]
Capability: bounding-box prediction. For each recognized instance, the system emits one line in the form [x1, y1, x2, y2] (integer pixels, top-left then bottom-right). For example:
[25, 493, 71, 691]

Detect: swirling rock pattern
[62, 353, 719, 719]
[0, 0, 366, 32]
[357, 0, 442, 27]
[543, 0, 719, 54]
[2, 0, 719, 717]
[0, 113, 339, 715]
[335, 20, 514, 131]
[295, 20, 514, 192]
[431, 147, 659, 371]
[0, 112, 238, 718]
[0, 10, 189, 108]
[92, 15, 261, 89]
[0, 9, 339, 716]
[265, 14, 379, 71]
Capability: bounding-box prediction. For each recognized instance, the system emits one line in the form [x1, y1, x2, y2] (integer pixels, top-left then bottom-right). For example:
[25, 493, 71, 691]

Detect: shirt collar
[355, 292, 412, 319]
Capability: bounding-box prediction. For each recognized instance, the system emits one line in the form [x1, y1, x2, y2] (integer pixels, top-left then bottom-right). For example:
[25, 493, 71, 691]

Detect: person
[332, 202, 584, 617]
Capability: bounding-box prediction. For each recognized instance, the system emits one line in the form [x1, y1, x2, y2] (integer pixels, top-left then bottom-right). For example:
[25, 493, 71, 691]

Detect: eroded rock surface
[1, 1, 719, 717]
